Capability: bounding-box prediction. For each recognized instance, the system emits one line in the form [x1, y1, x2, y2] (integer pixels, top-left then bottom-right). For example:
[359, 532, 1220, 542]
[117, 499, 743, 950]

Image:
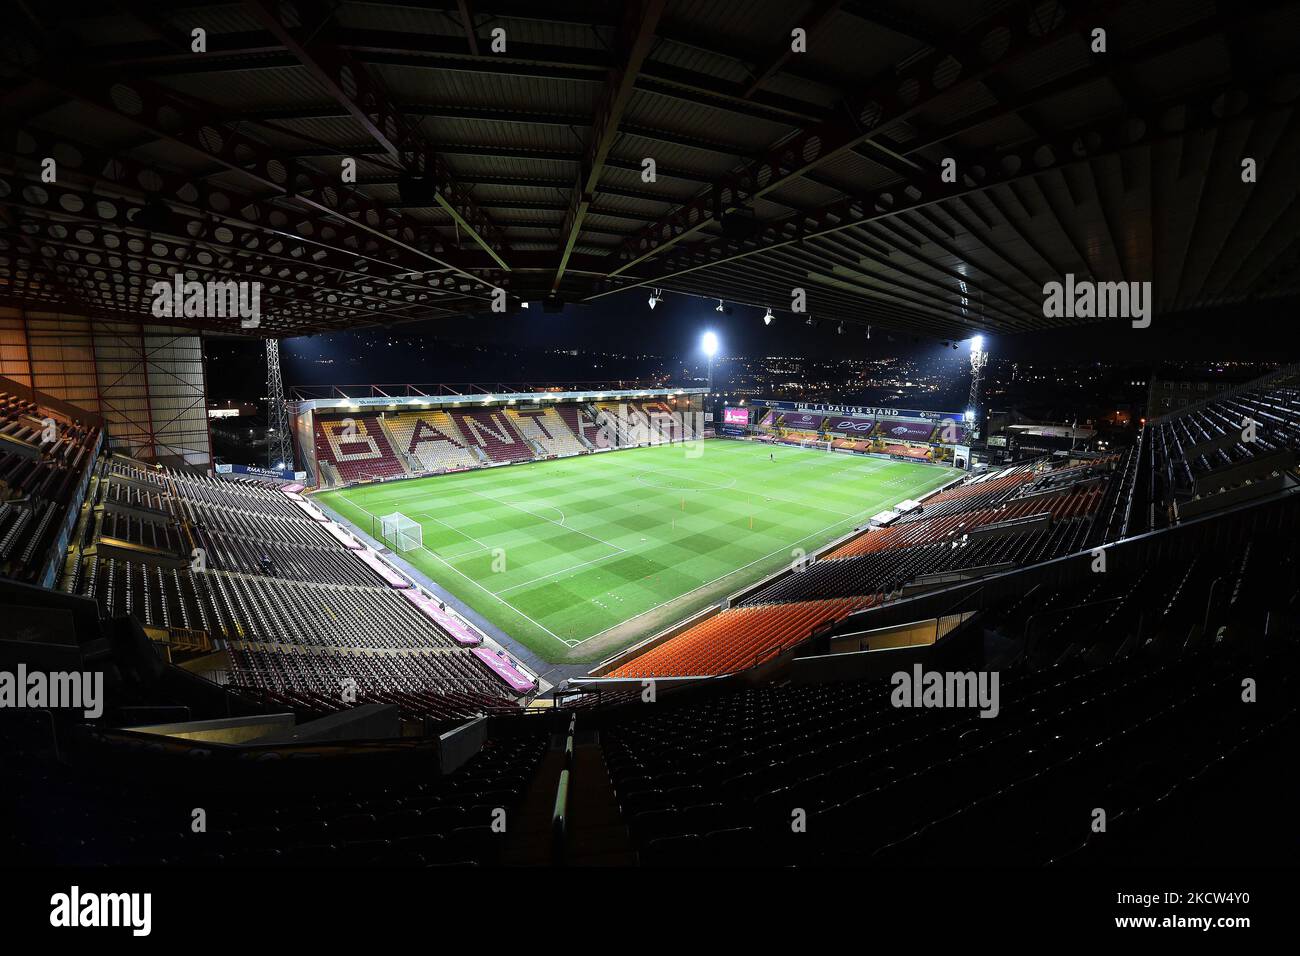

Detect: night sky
[299, 286, 1300, 361]
[202, 286, 1300, 400]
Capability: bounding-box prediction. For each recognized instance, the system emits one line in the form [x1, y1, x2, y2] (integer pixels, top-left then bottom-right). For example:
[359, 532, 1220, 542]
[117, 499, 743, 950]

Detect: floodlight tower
[266, 338, 294, 471]
[967, 335, 988, 438]
[702, 330, 719, 393]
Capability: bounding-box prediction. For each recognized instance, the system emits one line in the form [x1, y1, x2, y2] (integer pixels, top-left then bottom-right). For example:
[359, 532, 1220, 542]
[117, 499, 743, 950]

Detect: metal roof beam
[742, 1, 842, 99]
[0, 126, 492, 300]
[24, 60, 511, 290]
[587, 76, 1289, 313]
[244, 0, 512, 271]
[553, 0, 655, 290]
[604, 0, 1120, 277]
[455, 0, 481, 56]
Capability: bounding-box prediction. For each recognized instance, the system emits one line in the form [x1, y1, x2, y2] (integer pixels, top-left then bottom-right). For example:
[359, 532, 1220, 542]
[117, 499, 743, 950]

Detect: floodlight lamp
[701, 331, 719, 357]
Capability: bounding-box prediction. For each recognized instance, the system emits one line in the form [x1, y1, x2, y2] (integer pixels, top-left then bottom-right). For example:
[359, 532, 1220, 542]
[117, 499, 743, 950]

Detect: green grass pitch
[315, 440, 955, 664]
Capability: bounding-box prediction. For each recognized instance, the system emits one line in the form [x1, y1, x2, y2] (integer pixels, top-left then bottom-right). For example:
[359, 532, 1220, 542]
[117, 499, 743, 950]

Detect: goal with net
[799, 438, 832, 452]
[378, 512, 422, 552]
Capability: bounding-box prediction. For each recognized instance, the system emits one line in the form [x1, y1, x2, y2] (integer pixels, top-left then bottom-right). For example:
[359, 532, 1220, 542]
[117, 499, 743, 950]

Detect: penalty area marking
[342, 497, 571, 649]
[416, 512, 495, 553]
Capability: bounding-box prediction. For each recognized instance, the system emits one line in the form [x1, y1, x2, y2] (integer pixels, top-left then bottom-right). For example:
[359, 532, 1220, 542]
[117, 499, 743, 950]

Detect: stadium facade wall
[297, 388, 706, 489]
[0, 307, 210, 466]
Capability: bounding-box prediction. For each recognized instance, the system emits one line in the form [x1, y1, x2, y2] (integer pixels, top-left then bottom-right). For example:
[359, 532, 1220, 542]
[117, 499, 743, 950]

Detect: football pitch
[315, 440, 955, 664]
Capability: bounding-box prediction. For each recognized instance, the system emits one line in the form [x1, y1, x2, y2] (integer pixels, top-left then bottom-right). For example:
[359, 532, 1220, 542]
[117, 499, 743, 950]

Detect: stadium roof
[1, 0, 1298, 339]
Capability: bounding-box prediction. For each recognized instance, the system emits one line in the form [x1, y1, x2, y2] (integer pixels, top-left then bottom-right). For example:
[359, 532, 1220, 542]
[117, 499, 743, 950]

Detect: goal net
[800, 438, 832, 452]
[379, 512, 422, 552]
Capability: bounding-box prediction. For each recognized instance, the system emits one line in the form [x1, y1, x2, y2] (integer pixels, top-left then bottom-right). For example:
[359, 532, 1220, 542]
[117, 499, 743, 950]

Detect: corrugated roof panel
[584, 211, 654, 232]
[160, 4, 269, 35]
[373, 66, 599, 112]
[662, 0, 800, 57]
[161, 66, 329, 112]
[31, 105, 153, 157]
[1129, 39, 1231, 100]
[335, 1, 464, 37]
[1243, 3, 1300, 62]
[898, 84, 1002, 145]
[347, 157, 402, 179]
[810, 17, 928, 85]
[416, 116, 576, 153]
[502, 222, 560, 235]
[449, 156, 576, 182]
[589, 193, 668, 220]
[907, 0, 1018, 33]
[1010, 79, 1124, 138]
[999, 34, 1095, 93]
[762, 174, 845, 208]
[598, 166, 698, 205]
[646, 36, 756, 87]
[749, 197, 795, 219]
[473, 182, 569, 205]
[360, 183, 401, 205]
[394, 206, 446, 225]
[248, 116, 374, 148]
[625, 89, 795, 151]
[758, 73, 842, 112]
[817, 150, 901, 192]
[611, 133, 740, 178]
[1111, 0, 1220, 49]
[69, 14, 164, 48]
[372, 70, 599, 123]
[947, 110, 1041, 152]
[494, 208, 561, 226]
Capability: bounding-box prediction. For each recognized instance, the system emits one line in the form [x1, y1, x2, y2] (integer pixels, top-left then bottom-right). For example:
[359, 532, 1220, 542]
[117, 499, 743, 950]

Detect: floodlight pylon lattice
[968, 340, 989, 436]
[267, 338, 294, 471]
